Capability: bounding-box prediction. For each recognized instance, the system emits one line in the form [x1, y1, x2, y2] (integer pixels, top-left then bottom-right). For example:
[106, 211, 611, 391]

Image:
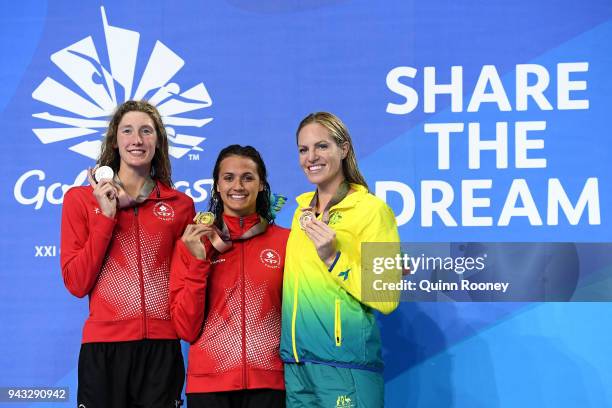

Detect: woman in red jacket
[61, 100, 194, 407]
[170, 144, 289, 408]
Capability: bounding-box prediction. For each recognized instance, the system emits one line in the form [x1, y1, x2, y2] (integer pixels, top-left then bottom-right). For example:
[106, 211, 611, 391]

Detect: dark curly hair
[208, 145, 273, 227]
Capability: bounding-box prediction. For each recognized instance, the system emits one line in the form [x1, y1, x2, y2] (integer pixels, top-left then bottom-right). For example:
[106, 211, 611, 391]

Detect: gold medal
[194, 211, 215, 226]
[299, 210, 315, 230]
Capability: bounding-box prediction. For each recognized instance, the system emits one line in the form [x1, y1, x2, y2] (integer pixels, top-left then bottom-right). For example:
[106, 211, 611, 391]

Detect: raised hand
[181, 224, 216, 260]
[88, 168, 118, 219]
[303, 218, 338, 267]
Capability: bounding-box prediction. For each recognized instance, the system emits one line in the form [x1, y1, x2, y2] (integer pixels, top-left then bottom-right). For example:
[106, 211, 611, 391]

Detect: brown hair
[296, 112, 368, 190]
[97, 100, 172, 186]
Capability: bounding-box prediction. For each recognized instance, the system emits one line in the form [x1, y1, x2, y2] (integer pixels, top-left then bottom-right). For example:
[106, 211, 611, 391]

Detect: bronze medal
[299, 210, 315, 230]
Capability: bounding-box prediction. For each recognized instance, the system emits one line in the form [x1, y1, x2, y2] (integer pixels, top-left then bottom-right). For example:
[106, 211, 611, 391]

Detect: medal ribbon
[114, 176, 156, 209]
[207, 217, 268, 253]
[306, 180, 350, 223]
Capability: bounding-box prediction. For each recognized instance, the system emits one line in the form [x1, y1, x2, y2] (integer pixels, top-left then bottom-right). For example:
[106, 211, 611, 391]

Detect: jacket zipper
[335, 298, 342, 346]
[291, 243, 300, 362]
[135, 207, 147, 338]
[240, 239, 247, 388]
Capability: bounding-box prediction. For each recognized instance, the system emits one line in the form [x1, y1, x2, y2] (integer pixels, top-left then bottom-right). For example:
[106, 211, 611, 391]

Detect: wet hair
[97, 100, 172, 186]
[208, 145, 273, 226]
[296, 111, 368, 190]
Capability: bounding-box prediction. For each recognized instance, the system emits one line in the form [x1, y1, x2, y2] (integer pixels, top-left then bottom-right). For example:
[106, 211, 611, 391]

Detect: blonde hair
[296, 112, 368, 190]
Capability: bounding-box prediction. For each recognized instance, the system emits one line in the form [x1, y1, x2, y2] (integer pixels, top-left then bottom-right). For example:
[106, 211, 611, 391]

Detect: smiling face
[216, 155, 263, 217]
[297, 122, 348, 189]
[115, 111, 158, 174]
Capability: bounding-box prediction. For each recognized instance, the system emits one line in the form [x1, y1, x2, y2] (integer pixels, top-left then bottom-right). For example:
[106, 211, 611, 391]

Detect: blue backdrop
[1, 1, 611, 406]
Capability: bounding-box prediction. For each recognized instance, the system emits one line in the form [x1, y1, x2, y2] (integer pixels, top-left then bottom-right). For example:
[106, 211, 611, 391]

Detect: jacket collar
[148, 181, 179, 200]
[295, 183, 367, 211]
[222, 213, 262, 240]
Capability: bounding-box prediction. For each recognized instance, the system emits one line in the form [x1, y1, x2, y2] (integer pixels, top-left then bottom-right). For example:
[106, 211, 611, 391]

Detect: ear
[340, 141, 349, 159]
[258, 182, 264, 192]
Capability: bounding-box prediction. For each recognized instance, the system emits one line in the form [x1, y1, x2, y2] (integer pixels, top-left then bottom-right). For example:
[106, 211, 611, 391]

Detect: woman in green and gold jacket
[281, 112, 400, 408]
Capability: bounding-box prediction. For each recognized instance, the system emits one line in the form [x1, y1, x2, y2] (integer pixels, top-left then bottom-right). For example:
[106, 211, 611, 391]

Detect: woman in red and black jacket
[61, 101, 194, 408]
[170, 145, 289, 408]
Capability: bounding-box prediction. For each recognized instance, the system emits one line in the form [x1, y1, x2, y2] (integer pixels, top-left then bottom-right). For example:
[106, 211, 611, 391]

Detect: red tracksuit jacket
[170, 213, 289, 393]
[61, 182, 194, 343]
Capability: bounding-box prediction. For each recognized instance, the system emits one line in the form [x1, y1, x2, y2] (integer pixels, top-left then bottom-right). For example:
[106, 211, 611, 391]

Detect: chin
[226, 203, 254, 215]
[125, 156, 151, 165]
[304, 171, 322, 183]
[308, 175, 331, 186]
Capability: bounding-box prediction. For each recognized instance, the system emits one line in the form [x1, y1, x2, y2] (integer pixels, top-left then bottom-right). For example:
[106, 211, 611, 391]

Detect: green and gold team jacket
[280, 184, 400, 372]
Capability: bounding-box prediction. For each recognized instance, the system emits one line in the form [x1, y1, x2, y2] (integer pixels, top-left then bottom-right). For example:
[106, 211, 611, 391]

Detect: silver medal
[94, 166, 114, 182]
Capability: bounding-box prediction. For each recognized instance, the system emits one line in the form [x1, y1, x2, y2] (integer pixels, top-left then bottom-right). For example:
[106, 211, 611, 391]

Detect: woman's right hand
[88, 169, 118, 219]
[181, 224, 215, 260]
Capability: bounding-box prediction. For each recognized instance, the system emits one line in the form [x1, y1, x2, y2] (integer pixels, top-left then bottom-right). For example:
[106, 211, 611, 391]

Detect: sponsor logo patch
[260, 249, 281, 269]
[153, 202, 175, 221]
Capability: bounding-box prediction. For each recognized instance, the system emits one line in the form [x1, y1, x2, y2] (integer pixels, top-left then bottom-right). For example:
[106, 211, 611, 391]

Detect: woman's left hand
[303, 218, 338, 267]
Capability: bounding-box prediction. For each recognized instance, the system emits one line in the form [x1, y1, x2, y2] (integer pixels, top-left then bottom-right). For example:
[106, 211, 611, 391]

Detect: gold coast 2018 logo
[15, 6, 215, 210]
[31, 6, 213, 161]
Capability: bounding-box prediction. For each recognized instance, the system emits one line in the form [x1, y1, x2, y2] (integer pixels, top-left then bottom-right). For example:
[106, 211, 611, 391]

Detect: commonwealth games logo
[31, 6, 212, 160]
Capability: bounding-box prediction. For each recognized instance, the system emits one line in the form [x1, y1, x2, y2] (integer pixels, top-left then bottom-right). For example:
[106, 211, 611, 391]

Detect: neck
[223, 208, 257, 219]
[315, 176, 345, 212]
[118, 166, 151, 197]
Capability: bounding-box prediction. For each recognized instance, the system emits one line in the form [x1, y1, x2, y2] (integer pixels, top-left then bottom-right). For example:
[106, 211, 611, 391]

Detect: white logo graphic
[31, 6, 212, 160]
[153, 202, 175, 221]
[260, 249, 281, 269]
[13, 168, 213, 210]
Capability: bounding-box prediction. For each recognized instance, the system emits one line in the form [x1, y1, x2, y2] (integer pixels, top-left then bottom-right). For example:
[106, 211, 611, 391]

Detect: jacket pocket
[334, 298, 342, 347]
